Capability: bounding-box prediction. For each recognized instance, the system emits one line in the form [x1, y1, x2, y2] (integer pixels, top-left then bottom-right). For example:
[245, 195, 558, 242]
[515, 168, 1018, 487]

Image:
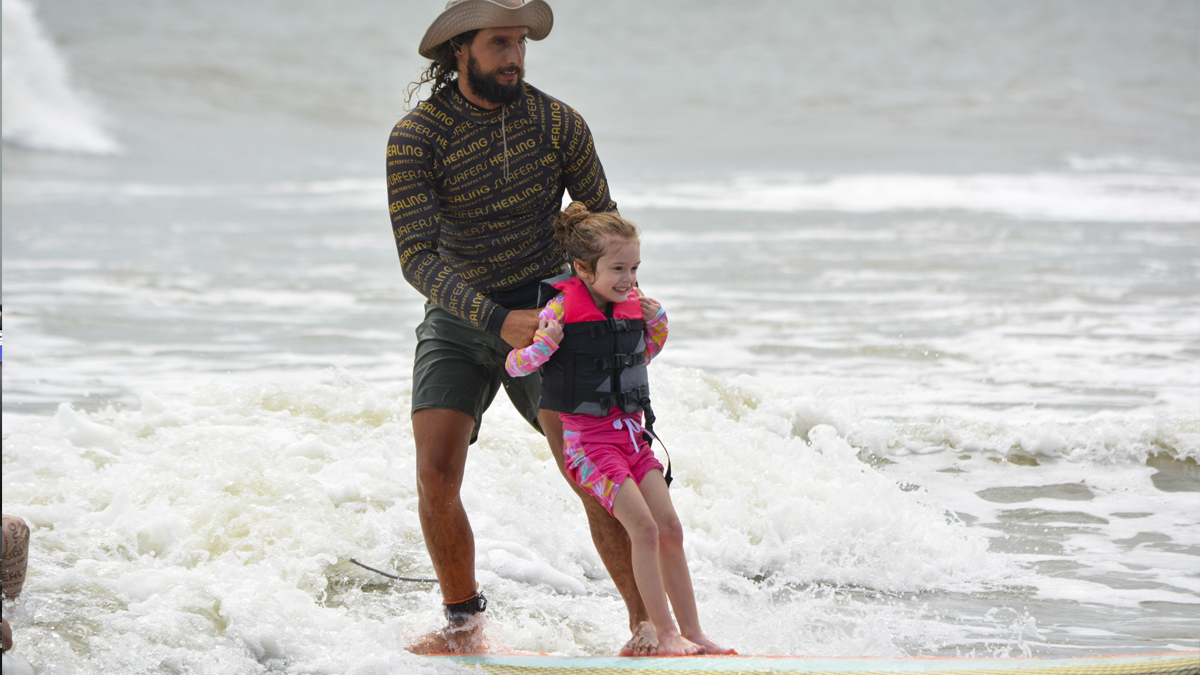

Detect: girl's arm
[505, 295, 566, 377]
[642, 300, 668, 361]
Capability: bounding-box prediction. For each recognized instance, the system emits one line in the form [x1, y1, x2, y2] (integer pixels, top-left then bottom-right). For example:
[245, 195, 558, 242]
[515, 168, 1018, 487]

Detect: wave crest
[1, 0, 119, 154]
[617, 169, 1200, 223]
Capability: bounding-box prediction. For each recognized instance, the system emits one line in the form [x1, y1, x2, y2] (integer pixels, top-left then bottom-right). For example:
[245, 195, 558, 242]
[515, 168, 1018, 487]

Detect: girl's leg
[638, 471, 736, 655]
[611, 479, 703, 656]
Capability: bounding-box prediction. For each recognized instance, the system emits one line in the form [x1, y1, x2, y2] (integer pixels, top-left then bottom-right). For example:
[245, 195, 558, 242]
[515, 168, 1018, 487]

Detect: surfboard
[440, 651, 1200, 675]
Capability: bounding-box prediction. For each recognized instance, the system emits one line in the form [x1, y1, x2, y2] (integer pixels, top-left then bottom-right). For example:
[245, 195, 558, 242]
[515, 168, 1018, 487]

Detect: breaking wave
[8, 161, 1197, 224]
[1, 0, 118, 154]
[616, 166, 1200, 224]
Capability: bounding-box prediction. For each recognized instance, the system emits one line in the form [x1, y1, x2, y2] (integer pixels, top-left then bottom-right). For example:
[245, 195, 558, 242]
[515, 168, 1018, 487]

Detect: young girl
[507, 202, 734, 656]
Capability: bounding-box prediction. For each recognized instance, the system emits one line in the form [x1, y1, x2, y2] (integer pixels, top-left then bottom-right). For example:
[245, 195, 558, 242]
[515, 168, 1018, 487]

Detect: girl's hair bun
[554, 200, 592, 238]
[553, 201, 640, 275]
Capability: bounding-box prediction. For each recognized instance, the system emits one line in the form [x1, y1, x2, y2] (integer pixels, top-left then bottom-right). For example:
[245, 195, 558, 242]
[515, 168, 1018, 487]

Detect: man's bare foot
[656, 631, 704, 656]
[618, 620, 658, 656]
[686, 633, 737, 655]
[405, 615, 487, 655]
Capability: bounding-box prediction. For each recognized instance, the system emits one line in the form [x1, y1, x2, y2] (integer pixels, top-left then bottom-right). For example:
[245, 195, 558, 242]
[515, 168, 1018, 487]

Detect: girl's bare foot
[656, 632, 704, 656]
[687, 633, 737, 655]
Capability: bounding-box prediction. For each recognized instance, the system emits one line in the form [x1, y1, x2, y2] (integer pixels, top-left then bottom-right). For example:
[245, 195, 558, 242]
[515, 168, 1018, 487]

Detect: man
[2, 515, 30, 657]
[386, 0, 656, 655]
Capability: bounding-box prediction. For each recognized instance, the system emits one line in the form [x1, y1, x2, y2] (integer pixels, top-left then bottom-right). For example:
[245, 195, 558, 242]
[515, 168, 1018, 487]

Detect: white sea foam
[884, 450, 1200, 617]
[0, 367, 1030, 671]
[882, 415, 1200, 464]
[8, 165, 1198, 224]
[616, 170, 1200, 223]
[1065, 155, 1200, 175]
[6, 364, 1192, 669]
[0, 178, 380, 209]
[1, 0, 118, 154]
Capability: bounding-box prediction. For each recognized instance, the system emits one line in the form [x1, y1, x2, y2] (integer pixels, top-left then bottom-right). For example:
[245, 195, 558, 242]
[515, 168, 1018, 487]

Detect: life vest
[537, 276, 651, 417]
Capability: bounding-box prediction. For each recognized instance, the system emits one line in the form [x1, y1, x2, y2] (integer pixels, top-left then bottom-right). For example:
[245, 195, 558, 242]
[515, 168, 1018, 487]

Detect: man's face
[460, 26, 528, 105]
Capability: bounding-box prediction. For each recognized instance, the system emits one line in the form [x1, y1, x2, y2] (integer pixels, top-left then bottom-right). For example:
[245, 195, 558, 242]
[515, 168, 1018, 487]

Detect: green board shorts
[411, 302, 544, 444]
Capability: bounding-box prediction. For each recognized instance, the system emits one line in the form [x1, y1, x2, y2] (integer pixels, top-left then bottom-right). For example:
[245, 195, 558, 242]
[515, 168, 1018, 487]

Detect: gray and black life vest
[537, 276, 651, 417]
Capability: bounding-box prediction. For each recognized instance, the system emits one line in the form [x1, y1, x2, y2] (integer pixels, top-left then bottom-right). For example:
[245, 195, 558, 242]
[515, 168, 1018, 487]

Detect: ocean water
[2, 0, 1198, 673]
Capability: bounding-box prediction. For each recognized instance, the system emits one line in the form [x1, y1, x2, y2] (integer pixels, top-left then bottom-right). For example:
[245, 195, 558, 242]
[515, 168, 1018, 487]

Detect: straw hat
[419, 0, 554, 60]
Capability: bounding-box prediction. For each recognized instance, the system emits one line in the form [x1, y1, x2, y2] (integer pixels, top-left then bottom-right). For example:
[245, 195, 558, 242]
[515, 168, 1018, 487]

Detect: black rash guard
[387, 82, 617, 335]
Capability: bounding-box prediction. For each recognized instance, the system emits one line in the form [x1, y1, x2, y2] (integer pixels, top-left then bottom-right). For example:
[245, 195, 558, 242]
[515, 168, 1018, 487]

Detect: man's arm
[387, 124, 505, 332]
[559, 106, 618, 213]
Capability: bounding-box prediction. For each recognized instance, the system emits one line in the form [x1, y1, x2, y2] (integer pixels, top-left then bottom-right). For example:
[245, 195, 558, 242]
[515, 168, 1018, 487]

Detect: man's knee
[413, 408, 474, 501]
[416, 460, 460, 501]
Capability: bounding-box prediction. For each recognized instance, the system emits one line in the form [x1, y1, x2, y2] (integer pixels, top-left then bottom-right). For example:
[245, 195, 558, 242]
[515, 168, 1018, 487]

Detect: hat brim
[419, 0, 553, 60]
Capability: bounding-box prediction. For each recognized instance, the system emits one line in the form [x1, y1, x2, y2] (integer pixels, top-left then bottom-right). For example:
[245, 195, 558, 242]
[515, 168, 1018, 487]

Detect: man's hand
[500, 309, 543, 349]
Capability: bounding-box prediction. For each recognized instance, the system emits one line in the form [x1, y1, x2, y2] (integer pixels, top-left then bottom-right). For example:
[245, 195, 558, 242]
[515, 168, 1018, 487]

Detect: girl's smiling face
[576, 237, 640, 308]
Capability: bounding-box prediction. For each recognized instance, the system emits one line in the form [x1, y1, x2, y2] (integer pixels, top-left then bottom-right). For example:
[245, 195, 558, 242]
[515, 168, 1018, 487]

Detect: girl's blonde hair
[554, 201, 640, 275]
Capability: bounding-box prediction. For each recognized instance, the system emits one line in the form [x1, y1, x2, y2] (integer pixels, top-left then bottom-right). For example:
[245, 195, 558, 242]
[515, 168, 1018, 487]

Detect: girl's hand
[538, 317, 563, 345]
[638, 295, 662, 322]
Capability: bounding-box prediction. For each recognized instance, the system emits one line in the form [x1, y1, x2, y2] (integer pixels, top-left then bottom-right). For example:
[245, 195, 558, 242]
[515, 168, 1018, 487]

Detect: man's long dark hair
[404, 29, 479, 109]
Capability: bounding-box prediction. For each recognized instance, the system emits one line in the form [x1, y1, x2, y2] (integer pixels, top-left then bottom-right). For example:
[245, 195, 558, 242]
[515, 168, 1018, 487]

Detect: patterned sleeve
[644, 308, 668, 362]
[505, 295, 567, 377]
[387, 113, 499, 331]
[559, 104, 618, 213]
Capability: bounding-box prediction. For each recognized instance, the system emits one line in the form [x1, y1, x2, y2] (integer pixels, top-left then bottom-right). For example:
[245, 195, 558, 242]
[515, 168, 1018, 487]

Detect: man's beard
[465, 55, 524, 105]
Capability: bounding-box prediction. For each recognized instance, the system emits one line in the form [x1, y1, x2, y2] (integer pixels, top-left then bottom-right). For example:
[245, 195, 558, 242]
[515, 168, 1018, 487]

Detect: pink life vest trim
[551, 276, 642, 323]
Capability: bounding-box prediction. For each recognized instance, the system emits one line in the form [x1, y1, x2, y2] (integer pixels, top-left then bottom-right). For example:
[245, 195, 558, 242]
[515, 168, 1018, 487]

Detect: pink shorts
[560, 411, 664, 516]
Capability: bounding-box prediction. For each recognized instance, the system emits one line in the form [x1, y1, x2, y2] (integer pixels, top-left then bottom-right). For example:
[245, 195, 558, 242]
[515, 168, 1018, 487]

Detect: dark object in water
[349, 558, 437, 583]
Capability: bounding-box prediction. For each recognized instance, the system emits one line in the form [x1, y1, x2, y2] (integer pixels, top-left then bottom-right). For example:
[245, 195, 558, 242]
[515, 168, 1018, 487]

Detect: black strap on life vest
[596, 384, 650, 411]
[601, 301, 672, 488]
[637, 391, 672, 487]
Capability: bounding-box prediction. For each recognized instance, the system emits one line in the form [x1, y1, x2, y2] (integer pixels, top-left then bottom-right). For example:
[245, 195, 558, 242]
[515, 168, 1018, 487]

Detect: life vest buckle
[598, 384, 651, 410]
[607, 317, 632, 332]
[594, 352, 646, 370]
